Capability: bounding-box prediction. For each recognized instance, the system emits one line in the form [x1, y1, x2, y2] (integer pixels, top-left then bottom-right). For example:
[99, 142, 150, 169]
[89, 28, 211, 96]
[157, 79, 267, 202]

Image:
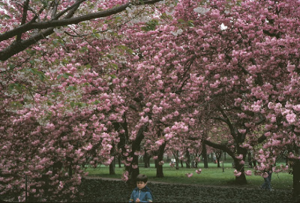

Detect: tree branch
[0, 0, 163, 61]
[0, 0, 161, 42]
[203, 139, 235, 158]
[16, 0, 30, 42]
[216, 106, 237, 140]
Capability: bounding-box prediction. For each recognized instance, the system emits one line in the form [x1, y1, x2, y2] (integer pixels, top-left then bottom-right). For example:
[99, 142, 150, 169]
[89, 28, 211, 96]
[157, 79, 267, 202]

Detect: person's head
[136, 174, 148, 189]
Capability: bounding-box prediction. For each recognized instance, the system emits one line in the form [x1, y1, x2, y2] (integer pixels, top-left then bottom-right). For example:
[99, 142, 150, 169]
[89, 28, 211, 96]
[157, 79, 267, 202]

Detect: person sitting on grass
[129, 174, 153, 202]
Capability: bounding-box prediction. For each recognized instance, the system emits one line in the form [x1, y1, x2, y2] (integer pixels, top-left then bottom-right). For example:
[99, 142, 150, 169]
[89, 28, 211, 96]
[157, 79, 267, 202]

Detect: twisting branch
[216, 105, 237, 140]
[16, 0, 30, 41]
[0, 0, 163, 61]
[203, 139, 235, 158]
[51, 0, 60, 19]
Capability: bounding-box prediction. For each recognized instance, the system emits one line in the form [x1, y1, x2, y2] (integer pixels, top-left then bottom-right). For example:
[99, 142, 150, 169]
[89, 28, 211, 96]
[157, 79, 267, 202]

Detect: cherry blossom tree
[118, 0, 300, 196]
[2, 0, 300, 201]
[0, 0, 169, 201]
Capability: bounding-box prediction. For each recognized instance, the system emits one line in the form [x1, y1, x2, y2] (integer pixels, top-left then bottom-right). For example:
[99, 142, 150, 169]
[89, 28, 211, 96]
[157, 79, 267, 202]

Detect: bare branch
[51, 0, 60, 19]
[16, 0, 30, 41]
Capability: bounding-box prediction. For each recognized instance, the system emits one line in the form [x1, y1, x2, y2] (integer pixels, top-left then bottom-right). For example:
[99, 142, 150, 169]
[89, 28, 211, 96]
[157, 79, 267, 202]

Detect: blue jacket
[129, 186, 153, 202]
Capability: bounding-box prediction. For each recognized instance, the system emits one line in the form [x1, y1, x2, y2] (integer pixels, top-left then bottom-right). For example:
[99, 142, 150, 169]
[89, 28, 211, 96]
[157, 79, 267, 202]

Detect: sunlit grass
[85, 162, 293, 190]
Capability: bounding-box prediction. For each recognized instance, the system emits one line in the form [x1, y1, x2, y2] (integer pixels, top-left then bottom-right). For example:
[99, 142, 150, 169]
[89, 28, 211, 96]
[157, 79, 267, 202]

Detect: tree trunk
[234, 158, 247, 184]
[118, 155, 122, 168]
[202, 142, 208, 168]
[180, 160, 184, 168]
[126, 125, 145, 188]
[185, 150, 191, 168]
[156, 143, 166, 178]
[215, 150, 222, 168]
[126, 153, 140, 189]
[293, 159, 300, 202]
[247, 151, 252, 168]
[144, 152, 150, 168]
[109, 156, 116, 175]
[174, 151, 180, 170]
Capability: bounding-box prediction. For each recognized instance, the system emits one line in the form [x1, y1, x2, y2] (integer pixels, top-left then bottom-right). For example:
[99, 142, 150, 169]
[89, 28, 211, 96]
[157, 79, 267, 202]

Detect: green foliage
[67, 85, 77, 91]
[29, 68, 46, 81]
[79, 46, 88, 53]
[25, 49, 36, 56]
[57, 73, 73, 80]
[142, 19, 159, 31]
[160, 12, 173, 20]
[70, 101, 87, 108]
[9, 101, 23, 108]
[115, 45, 133, 55]
[177, 19, 194, 27]
[8, 83, 25, 93]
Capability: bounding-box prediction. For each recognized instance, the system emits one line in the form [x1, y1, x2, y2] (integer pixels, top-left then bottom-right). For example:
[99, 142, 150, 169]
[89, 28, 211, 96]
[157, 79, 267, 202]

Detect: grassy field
[85, 162, 293, 190]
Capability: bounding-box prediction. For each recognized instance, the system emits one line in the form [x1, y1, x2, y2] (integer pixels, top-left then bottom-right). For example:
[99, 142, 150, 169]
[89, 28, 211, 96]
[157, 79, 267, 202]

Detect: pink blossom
[83, 143, 93, 151]
[268, 102, 275, 109]
[244, 170, 252, 176]
[164, 133, 174, 140]
[185, 173, 193, 178]
[286, 113, 296, 124]
[262, 172, 269, 178]
[155, 139, 165, 146]
[195, 169, 202, 174]
[234, 170, 241, 177]
[159, 161, 164, 165]
[122, 172, 129, 182]
[238, 129, 246, 134]
[270, 117, 276, 123]
[287, 63, 295, 72]
[293, 104, 300, 112]
[264, 132, 271, 137]
[235, 154, 243, 160]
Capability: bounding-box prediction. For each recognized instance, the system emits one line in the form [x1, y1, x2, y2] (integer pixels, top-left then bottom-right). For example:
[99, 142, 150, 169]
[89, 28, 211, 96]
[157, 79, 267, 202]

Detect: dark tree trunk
[233, 157, 247, 184]
[253, 160, 257, 167]
[247, 151, 252, 168]
[109, 156, 116, 175]
[186, 150, 191, 168]
[174, 151, 180, 170]
[215, 150, 222, 168]
[202, 142, 208, 168]
[155, 159, 158, 168]
[144, 152, 150, 168]
[180, 160, 184, 168]
[293, 159, 300, 202]
[211, 153, 215, 162]
[233, 147, 247, 185]
[118, 155, 122, 168]
[195, 153, 200, 168]
[156, 143, 166, 178]
[125, 125, 146, 188]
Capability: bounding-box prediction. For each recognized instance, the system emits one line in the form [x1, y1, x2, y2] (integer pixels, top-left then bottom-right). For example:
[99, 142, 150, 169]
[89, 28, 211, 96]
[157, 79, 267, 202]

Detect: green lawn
[85, 162, 293, 190]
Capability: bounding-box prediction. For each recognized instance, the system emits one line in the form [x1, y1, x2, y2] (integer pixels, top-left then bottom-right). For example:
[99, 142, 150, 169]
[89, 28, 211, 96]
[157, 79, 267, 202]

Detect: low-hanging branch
[0, 0, 163, 61]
